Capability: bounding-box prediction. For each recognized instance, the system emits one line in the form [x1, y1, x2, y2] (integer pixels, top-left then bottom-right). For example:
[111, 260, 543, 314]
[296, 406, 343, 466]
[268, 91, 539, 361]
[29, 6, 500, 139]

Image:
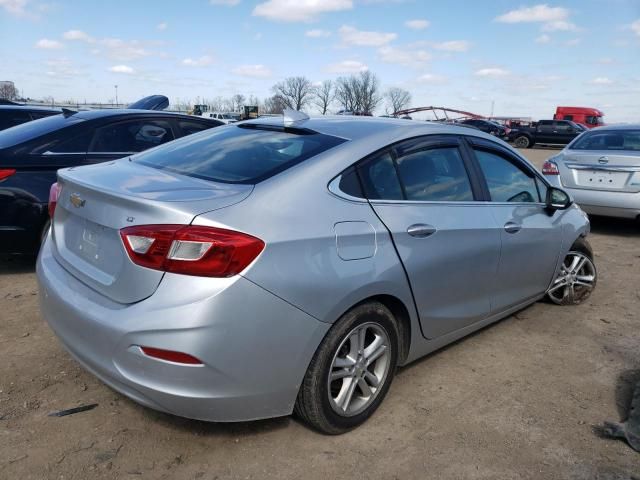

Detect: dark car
[0, 110, 223, 255]
[459, 119, 509, 138]
[0, 105, 61, 131]
[509, 120, 583, 148]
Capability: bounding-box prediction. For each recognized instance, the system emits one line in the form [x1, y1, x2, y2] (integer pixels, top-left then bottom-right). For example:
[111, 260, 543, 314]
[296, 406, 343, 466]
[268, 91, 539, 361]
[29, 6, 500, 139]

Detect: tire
[294, 301, 399, 434]
[514, 135, 531, 148]
[547, 238, 597, 305]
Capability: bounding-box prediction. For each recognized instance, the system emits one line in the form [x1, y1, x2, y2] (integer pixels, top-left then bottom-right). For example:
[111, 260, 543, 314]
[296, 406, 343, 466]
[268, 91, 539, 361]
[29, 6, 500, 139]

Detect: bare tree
[272, 76, 313, 111]
[231, 94, 246, 112]
[335, 71, 382, 115]
[313, 80, 334, 115]
[0, 82, 18, 100]
[262, 94, 287, 115]
[385, 87, 412, 115]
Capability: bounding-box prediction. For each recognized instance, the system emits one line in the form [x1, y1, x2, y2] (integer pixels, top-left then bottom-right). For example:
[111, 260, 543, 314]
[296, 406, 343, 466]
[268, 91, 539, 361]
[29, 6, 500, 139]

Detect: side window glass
[358, 152, 403, 200]
[178, 120, 214, 136]
[535, 177, 548, 203]
[89, 120, 174, 153]
[396, 147, 474, 201]
[474, 149, 540, 203]
[47, 132, 91, 153]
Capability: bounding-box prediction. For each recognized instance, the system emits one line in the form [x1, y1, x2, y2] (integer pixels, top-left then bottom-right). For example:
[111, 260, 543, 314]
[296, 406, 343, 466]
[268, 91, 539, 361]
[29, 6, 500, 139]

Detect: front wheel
[547, 240, 597, 305]
[514, 135, 531, 148]
[294, 301, 399, 434]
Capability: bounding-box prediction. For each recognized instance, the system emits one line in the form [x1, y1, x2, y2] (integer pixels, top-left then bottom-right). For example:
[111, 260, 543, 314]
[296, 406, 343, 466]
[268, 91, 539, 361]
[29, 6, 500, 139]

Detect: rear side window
[178, 120, 216, 136]
[474, 149, 540, 203]
[133, 124, 347, 184]
[396, 147, 473, 201]
[570, 130, 640, 151]
[0, 114, 83, 149]
[359, 152, 404, 200]
[0, 110, 32, 130]
[90, 119, 174, 153]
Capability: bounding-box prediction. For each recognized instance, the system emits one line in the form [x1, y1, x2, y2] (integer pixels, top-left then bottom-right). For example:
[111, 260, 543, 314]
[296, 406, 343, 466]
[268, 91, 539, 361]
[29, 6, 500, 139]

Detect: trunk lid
[51, 159, 252, 304]
[558, 150, 640, 193]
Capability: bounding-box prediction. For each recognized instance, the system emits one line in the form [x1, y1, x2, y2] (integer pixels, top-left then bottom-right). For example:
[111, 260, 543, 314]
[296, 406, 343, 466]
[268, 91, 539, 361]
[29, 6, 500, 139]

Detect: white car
[202, 112, 240, 124]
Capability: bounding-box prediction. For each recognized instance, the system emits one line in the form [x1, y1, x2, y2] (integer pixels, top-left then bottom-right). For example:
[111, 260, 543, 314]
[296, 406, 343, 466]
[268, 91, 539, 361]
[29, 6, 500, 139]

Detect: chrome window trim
[368, 199, 547, 207]
[327, 175, 368, 203]
[42, 151, 87, 156]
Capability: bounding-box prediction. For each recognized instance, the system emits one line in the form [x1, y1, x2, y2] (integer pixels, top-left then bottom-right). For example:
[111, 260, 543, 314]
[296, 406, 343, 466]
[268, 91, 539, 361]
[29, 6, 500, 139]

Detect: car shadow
[0, 255, 36, 274]
[589, 216, 640, 238]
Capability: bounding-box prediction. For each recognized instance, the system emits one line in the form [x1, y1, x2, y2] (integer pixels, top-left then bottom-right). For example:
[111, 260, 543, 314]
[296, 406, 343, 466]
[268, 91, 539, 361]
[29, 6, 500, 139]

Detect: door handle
[407, 224, 437, 238]
[504, 222, 522, 234]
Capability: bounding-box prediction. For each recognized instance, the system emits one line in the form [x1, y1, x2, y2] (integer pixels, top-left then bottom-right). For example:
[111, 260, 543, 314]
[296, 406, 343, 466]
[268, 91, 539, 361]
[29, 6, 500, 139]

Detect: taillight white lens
[168, 240, 213, 261]
[126, 235, 155, 254]
[542, 161, 560, 175]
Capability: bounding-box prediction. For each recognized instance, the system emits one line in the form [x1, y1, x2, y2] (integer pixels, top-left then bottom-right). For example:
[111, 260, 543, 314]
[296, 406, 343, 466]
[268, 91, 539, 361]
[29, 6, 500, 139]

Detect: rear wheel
[514, 135, 531, 148]
[295, 301, 399, 434]
[547, 239, 597, 305]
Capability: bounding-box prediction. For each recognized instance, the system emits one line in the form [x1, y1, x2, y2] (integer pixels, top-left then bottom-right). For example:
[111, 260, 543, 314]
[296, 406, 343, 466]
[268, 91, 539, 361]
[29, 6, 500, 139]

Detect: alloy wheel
[327, 322, 391, 417]
[547, 251, 596, 305]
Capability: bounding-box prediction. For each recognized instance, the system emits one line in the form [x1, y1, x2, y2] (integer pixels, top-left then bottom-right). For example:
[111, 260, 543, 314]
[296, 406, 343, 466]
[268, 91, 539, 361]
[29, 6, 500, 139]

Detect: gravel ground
[1, 148, 639, 480]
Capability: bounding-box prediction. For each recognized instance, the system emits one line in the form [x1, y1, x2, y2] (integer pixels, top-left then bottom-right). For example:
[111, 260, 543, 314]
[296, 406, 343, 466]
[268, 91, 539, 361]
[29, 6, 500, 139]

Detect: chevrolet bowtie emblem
[70, 193, 86, 208]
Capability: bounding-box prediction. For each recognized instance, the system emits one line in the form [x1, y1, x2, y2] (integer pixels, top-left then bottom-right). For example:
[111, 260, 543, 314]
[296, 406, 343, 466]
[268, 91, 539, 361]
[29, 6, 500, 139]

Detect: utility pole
[114, 85, 118, 107]
[490, 100, 495, 118]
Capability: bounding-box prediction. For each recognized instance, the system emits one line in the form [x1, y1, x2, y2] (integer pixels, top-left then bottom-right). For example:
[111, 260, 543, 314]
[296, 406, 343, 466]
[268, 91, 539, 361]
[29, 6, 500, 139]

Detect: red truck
[554, 106, 604, 129]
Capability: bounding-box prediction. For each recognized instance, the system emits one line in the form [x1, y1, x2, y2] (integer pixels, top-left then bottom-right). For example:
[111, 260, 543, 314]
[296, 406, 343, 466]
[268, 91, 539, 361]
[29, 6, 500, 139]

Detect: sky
[1, 0, 639, 122]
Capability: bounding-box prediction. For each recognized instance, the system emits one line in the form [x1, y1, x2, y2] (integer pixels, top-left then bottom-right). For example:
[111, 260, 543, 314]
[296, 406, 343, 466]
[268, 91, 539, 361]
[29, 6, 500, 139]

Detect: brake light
[140, 346, 203, 365]
[0, 169, 16, 181]
[48, 182, 61, 218]
[120, 224, 265, 277]
[542, 161, 560, 175]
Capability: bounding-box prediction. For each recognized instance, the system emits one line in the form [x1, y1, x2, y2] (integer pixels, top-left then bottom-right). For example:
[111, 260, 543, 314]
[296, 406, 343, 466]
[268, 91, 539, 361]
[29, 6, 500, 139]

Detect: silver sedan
[543, 125, 640, 220]
[37, 115, 596, 434]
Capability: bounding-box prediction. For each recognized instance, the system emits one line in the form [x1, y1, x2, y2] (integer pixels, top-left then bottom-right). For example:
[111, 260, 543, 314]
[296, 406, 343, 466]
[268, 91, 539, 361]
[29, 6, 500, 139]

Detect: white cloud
[326, 60, 368, 73]
[157, 22, 168, 30]
[631, 19, 640, 37]
[210, 0, 240, 5]
[35, 38, 63, 49]
[542, 20, 578, 31]
[339, 25, 397, 47]
[182, 55, 214, 67]
[45, 58, 81, 78]
[474, 68, 510, 77]
[432, 40, 470, 52]
[63, 30, 94, 42]
[109, 65, 135, 74]
[416, 73, 446, 84]
[100, 38, 151, 61]
[535, 34, 551, 43]
[378, 45, 430, 67]
[306, 29, 331, 37]
[405, 19, 430, 30]
[232, 64, 272, 77]
[589, 77, 613, 85]
[253, 0, 352, 22]
[0, 0, 27, 16]
[495, 4, 569, 23]
[565, 38, 581, 46]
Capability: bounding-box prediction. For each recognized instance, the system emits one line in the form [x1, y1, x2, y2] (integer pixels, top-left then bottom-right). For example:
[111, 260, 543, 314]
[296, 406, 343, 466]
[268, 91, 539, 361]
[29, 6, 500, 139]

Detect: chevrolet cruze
[37, 114, 596, 434]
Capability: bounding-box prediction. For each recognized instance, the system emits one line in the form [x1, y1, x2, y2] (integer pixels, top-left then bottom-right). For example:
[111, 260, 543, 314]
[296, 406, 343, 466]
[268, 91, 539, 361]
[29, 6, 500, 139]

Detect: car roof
[0, 105, 61, 113]
[585, 124, 640, 131]
[71, 109, 204, 120]
[239, 115, 502, 142]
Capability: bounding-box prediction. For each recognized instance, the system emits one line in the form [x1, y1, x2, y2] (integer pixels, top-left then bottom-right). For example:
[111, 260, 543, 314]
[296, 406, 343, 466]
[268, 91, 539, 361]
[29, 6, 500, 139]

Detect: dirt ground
[1, 148, 639, 480]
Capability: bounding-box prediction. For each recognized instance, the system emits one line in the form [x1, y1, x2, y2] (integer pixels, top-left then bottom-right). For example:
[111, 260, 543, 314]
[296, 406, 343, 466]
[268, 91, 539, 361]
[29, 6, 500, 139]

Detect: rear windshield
[0, 113, 82, 149]
[570, 130, 640, 151]
[133, 124, 347, 184]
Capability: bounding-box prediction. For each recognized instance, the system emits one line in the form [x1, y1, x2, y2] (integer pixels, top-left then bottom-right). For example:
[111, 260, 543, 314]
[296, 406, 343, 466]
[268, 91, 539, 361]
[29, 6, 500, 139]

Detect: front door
[357, 136, 501, 339]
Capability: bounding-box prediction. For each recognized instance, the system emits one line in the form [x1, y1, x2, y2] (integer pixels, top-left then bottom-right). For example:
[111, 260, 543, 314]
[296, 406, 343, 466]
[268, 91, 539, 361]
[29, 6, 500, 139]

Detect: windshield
[134, 124, 347, 184]
[569, 130, 640, 151]
[0, 113, 83, 149]
[585, 116, 604, 126]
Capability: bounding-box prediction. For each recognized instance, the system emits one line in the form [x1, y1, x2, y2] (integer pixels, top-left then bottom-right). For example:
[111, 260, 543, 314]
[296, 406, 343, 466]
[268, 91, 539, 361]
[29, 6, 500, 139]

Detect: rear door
[86, 116, 176, 164]
[467, 138, 563, 311]
[553, 121, 577, 145]
[359, 135, 501, 339]
[536, 121, 555, 143]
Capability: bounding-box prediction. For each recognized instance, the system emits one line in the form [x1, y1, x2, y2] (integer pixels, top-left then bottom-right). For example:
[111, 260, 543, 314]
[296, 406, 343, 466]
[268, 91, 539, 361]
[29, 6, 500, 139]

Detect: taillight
[542, 161, 560, 175]
[0, 168, 16, 181]
[120, 224, 265, 277]
[48, 182, 61, 218]
[140, 346, 203, 365]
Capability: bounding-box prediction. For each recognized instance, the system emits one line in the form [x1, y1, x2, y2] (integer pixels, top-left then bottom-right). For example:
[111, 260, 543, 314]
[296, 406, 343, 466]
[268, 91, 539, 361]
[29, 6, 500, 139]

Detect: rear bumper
[37, 235, 329, 422]
[553, 184, 639, 220]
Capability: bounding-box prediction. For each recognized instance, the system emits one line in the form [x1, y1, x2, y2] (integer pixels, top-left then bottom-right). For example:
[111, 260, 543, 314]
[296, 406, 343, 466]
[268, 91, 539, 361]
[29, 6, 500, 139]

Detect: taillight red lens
[542, 160, 560, 175]
[0, 169, 16, 181]
[120, 224, 265, 277]
[140, 346, 203, 365]
[48, 182, 61, 218]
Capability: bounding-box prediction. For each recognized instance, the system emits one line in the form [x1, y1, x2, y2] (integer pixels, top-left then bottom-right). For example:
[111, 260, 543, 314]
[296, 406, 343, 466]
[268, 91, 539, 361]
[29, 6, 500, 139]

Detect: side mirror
[546, 187, 572, 211]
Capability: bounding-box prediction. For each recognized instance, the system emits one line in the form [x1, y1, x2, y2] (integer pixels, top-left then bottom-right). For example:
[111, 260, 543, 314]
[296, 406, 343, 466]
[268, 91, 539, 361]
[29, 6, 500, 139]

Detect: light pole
[114, 85, 118, 107]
